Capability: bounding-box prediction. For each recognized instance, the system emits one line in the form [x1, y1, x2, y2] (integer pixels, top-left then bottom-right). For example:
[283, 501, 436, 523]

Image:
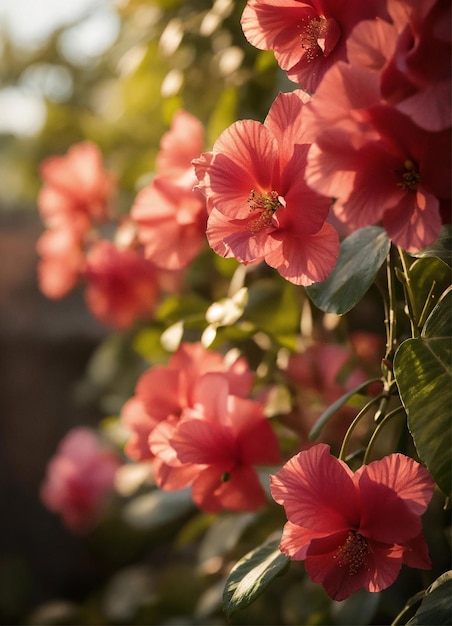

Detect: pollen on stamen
[298, 15, 341, 62]
[397, 159, 421, 192]
[247, 190, 282, 234]
[334, 532, 369, 576]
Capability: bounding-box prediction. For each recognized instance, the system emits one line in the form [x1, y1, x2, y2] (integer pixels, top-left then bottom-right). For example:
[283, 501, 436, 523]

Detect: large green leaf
[306, 226, 390, 314]
[394, 290, 452, 496]
[222, 535, 290, 617]
[406, 572, 452, 625]
[412, 225, 452, 268]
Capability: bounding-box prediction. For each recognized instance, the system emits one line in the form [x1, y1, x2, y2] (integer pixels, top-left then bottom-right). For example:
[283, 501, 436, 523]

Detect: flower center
[247, 190, 284, 234]
[334, 531, 369, 576]
[299, 15, 341, 62]
[397, 160, 421, 192]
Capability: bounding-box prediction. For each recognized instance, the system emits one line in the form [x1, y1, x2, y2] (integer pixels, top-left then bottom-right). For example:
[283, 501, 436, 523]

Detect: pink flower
[240, 0, 388, 93]
[132, 178, 207, 270]
[36, 141, 117, 299]
[193, 91, 339, 286]
[151, 373, 281, 512]
[132, 110, 207, 270]
[270, 444, 434, 601]
[84, 240, 160, 330]
[36, 228, 86, 298]
[378, 0, 450, 132]
[120, 342, 254, 462]
[305, 61, 451, 251]
[38, 141, 116, 235]
[40, 428, 121, 533]
[156, 110, 205, 185]
[281, 337, 383, 448]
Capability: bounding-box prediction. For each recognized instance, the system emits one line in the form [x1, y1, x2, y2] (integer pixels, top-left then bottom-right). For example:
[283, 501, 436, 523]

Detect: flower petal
[270, 444, 358, 532]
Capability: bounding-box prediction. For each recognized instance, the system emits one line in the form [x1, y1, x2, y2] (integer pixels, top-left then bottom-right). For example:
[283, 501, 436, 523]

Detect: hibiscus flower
[304, 62, 451, 251]
[41, 428, 121, 533]
[343, 0, 451, 133]
[240, 0, 389, 93]
[150, 373, 281, 513]
[36, 227, 86, 298]
[132, 110, 208, 270]
[84, 240, 160, 330]
[270, 444, 434, 601]
[120, 342, 254, 462]
[193, 90, 339, 286]
[38, 141, 116, 236]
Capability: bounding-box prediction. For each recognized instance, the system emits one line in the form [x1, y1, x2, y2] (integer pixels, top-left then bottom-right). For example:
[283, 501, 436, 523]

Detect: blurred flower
[120, 342, 254, 462]
[37, 141, 116, 235]
[36, 141, 117, 299]
[41, 427, 121, 533]
[270, 444, 434, 601]
[194, 90, 339, 285]
[132, 110, 208, 270]
[240, 0, 388, 93]
[151, 373, 281, 512]
[84, 240, 160, 330]
[36, 228, 86, 298]
[281, 335, 383, 449]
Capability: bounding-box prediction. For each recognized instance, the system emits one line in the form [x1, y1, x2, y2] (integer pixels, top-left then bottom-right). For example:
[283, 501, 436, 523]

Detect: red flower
[120, 342, 254, 462]
[194, 91, 339, 285]
[36, 141, 117, 299]
[151, 373, 281, 512]
[40, 428, 121, 533]
[132, 110, 207, 270]
[38, 141, 116, 236]
[36, 228, 86, 298]
[84, 240, 160, 330]
[240, 0, 388, 93]
[305, 61, 451, 251]
[270, 444, 434, 601]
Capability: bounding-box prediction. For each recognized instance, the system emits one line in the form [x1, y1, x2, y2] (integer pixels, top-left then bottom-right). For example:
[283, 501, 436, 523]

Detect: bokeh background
[0, 1, 284, 622]
[1, 2, 449, 625]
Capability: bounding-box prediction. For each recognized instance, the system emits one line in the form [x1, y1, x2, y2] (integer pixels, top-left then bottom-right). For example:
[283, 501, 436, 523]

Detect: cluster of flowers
[39, 0, 448, 605]
[36, 112, 207, 329]
[194, 0, 450, 286]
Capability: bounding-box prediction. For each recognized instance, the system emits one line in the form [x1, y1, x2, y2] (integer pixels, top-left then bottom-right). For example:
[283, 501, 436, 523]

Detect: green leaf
[407, 257, 451, 329]
[306, 226, 390, 314]
[406, 571, 452, 625]
[222, 535, 290, 617]
[394, 290, 452, 496]
[412, 225, 452, 268]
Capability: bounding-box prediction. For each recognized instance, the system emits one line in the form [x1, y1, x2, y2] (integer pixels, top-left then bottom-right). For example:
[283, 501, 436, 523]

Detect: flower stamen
[247, 190, 284, 234]
[299, 15, 341, 62]
[397, 160, 421, 192]
[334, 531, 369, 576]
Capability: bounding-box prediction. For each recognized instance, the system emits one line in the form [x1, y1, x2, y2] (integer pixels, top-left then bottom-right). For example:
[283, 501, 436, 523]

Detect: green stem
[363, 405, 406, 465]
[397, 247, 420, 337]
[338, 393, 387, 462]
[386, 249, 399, 358]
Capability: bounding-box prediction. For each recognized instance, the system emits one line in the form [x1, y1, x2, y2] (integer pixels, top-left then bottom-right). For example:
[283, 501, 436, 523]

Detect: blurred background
[0, 1, 286, 622]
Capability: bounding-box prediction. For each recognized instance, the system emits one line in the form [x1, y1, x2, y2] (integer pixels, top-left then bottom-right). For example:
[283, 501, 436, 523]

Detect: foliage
[2, 0, 451, 625]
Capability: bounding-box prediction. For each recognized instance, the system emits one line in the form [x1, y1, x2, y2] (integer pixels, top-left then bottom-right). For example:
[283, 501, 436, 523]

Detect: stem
[338, 393, 387, 462]
[385, 249, 398, 360]
[397, 247, 420, 337]
[363, 405, 406, 465]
